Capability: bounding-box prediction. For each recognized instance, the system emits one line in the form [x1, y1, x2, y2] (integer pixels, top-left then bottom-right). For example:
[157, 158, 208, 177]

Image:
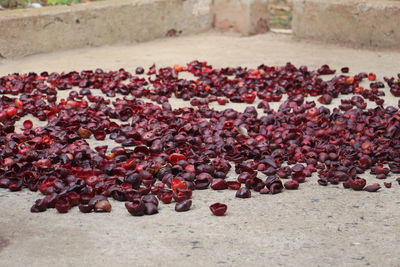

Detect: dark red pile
[0, 61, 399, 216]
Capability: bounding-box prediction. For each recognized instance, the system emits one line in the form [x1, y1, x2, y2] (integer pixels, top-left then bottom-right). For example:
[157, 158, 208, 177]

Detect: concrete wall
[212, 0, 269, 36]
[2, 0, 400, 58]
[0, 0, 213, 58]
[293, 0, 400, 48]
[0, 0, 272, 58]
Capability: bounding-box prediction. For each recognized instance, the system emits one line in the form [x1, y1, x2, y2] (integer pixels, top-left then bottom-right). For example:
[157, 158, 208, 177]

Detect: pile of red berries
[0, 61, 399, 216]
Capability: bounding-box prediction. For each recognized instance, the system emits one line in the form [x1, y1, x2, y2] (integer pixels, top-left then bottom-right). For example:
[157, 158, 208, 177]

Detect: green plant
[47, 0, 79, 5]
[17, 0, 29, 8]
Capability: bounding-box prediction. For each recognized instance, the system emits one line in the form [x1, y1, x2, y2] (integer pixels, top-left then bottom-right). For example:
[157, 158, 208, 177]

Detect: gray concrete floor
[0, 32, 400, 267]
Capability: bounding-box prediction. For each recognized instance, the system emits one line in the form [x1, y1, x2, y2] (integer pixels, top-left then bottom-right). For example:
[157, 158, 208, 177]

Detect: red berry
[6, 107, 17, 117]
[384, 182, 392, 188]
[168, 153, 187, 165]
[350, 178, 366, 191]
[23, 120, 33, 129]
[55, 198, 71, 213]
[209, 203, 227, 216]
[241, 92, 257, 104]
[364, 183, 381, 192]
[175, 200, 192, 212]
[306, 107, 319, 118]
[217, 98, 228, 105]
[171, 178, 187, 192]
[0, 112, 7, 122]
[368, 73, 376, 81]
[284, 180, 299, 190]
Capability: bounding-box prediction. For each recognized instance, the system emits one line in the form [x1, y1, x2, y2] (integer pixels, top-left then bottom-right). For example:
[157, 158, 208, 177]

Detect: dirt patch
[0, 236, 10, 253]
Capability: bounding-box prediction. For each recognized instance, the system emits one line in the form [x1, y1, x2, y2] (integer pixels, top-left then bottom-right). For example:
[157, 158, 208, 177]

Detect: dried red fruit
[35, 159, 51, 169]
[6, 107, 17, 117]
[342, 180, 351, 189]
[144, 203, 158, 215]
[78, 204, 93, 213]
[55, 197, 71, 213]
[194, 173, 211, 189]
[259, 188, 270, 194]
[171, 178, 187, 192]
[93, 131, 106, 140]
[235, 187, 251, 198]
[8, 180, 23, 192]
[125, 199, 146, 216]
[15, 99, 23, 110]
[85, 176, 99, 187]
[211, 179, 228, 190]
[241, 92, 257, 104]
[0, 112, 7, 122]
[175, 200, 192, 212]
[44, 193, 58, 208]
[237, 172, 255, 184]
[38, 182, 54, 195]
[185, 164, 196, 173]
[269, 183, 283, 194]
[383, 182, 392, 188]
[209, 203, 227, 216]
[364, 183, 381, 192]
[226, 181, 241, 190]
[318, 94, 332, 105]
[217, 98, 228, 105]
[173, 188, 192, 202]
[30, 199, 47, 213]
[284, 180, 299, 190]
[359, 156, 372, 169]
[157, 191, 173, 204]
[292, 171, 306, 183]
[0, 178, 11, 189]
[168, 153, 187, 165]
[23, 120, 33, 129]
[368, 73, 376, 81]
[94, 200, 112, 212]
[67, 192, 80, 206]
[135, 67, 144, 74]
[277, 167, 292, 179]
[78, 127, 92, 139]
[265, 177, 283, 194]
[376, 174, 387, 180]
[0, 62, 397, 218]
[306, 107, 319, 118]
[173, 65, 184, 72]
[350, 178, 366, 191]
[371, 166, 389, 175]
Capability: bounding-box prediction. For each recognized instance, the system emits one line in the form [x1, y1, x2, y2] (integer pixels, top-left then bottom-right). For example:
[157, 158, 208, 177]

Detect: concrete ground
[0, 32, 400, 267]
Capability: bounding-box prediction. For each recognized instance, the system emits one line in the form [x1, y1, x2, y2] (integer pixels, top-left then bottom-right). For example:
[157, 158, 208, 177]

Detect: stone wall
[0, 0, 213, 58]
[0, 0, 270, 58]
[292, 0, 400, 48]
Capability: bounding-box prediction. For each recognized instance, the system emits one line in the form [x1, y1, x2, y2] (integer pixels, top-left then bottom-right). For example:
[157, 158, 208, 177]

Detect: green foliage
[269, 0, 292, 29]
[0, 0, 29, 8]
[18, 0, 29, 8]
[269, 14, 292, 28]
[47, 0, 79, 5]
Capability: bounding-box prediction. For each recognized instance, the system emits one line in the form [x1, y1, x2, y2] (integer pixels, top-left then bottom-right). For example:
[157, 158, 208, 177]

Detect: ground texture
[0, 32, 400, 267]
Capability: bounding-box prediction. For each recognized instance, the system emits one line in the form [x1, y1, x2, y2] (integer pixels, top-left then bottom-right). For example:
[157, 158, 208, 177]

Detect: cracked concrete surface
[0, 32, 400, 267]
